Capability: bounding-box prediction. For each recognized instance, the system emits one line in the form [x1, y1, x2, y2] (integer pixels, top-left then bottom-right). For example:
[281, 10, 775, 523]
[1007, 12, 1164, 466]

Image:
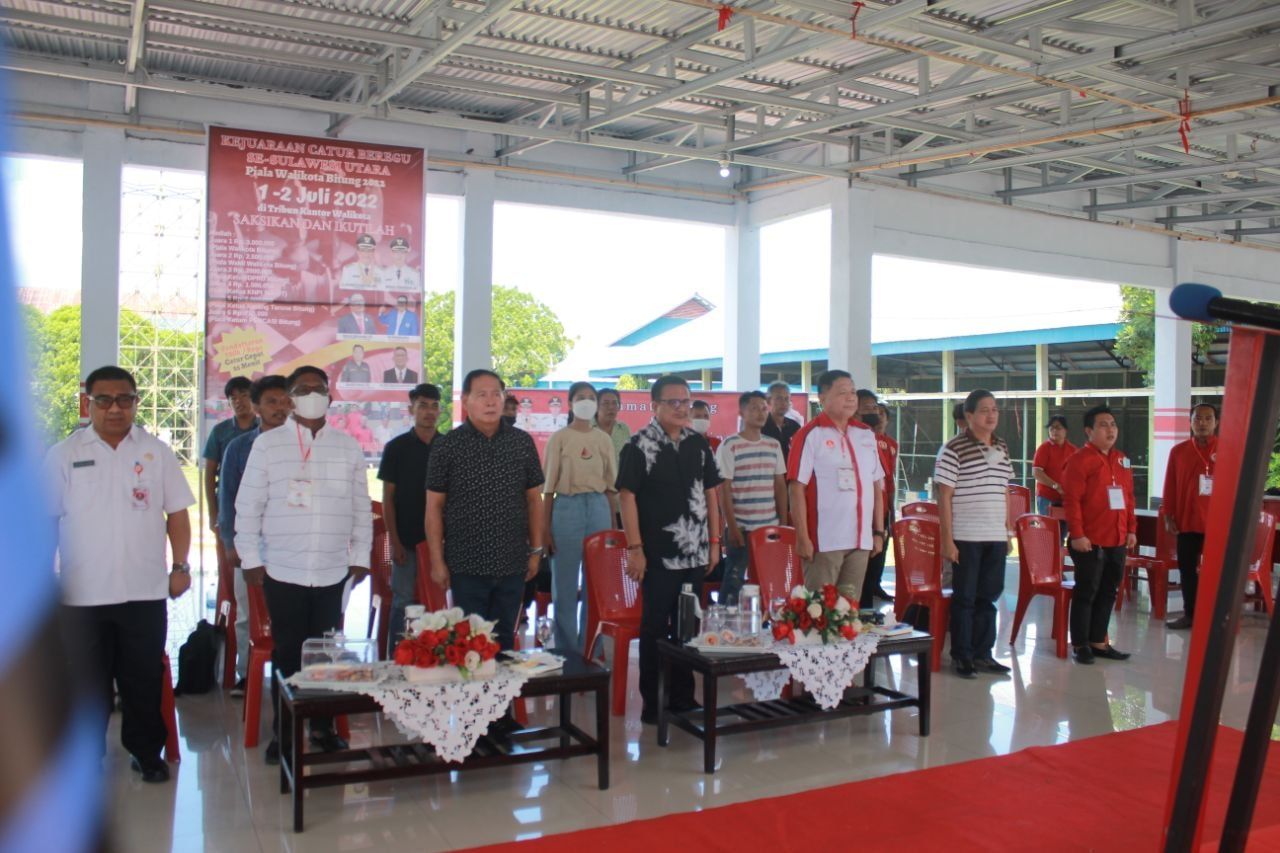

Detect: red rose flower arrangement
[393, 607, 500, 678]
[770, 584, 861, 645]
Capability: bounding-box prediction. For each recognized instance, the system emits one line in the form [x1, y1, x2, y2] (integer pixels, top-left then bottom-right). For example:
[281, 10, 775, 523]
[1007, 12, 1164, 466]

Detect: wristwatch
[528, 546, 545, 557]
[626, 543, 644, 552]
[171, 561, 191, 574]
[872, 530, 885, 538]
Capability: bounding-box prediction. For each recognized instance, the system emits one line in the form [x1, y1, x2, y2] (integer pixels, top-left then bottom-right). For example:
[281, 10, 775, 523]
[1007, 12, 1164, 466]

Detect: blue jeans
[550, 492, 612, 653]
[949, 540, 1008, 662]
[721, 530, 750, 606]
[450, 573, 527, 651]
[389, 546, 418, 645]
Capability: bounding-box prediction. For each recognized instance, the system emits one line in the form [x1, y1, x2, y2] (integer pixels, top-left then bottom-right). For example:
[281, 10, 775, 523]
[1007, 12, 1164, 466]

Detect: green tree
[1113, 285, 1218, 386]
[615, 374, 648, 391]
[421, 285, 574, 422]
[24, 304, 82, 443]
[1270, 431, 1280, 490]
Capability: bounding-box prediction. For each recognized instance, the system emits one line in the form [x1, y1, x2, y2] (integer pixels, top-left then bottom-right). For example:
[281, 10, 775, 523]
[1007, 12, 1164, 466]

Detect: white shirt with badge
[792, 418, 885, 552]
[234, 419, 373, 587]
[45, 425, 195, 606]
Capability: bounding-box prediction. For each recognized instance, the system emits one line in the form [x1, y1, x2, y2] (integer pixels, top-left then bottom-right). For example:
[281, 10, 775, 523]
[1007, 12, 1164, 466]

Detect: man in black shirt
[617, 375, 723, 725]
[763, 380, 802, 460]
[377, 383, 440, 639]
[426, 369, 545, 650]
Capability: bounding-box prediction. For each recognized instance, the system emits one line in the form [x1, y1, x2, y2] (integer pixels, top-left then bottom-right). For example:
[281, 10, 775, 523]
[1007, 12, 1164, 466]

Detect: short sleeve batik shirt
[616, 419, 723, 571]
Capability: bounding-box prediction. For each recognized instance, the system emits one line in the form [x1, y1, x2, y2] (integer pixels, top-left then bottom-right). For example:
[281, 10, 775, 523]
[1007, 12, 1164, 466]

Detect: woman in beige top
[543, 382, 617, 652]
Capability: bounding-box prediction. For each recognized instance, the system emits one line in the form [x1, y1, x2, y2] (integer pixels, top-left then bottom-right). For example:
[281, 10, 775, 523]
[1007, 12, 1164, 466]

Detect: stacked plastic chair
[1009, 514, 1073, 659]
[583, 530, 642, 716]
[892, 515, 949, 671]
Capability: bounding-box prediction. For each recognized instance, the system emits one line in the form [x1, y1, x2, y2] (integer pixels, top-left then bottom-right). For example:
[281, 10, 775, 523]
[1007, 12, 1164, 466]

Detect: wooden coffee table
[657, 632, 932, 773]
[278, 652, 610, 831]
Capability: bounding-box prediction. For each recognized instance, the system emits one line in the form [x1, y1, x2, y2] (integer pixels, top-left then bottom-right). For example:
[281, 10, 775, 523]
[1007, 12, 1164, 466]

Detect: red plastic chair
[747, 526, 800, 606]
[1006, 484, 1031, 532]
[366, 502, 396, 659]
[1009, 514, 1073, 658]
[900, 501, 938, 520]
[413, 541, 451, 611]
[243, 582, 273, 748]
[1122, 508, 1178, 618]
[897, 503, 938, 617]
[1246, 511, 1278, 613]
[161, 653, 179, 762]
[893, 515, 950, 672]
[213, 539, 238, 689]
[583, 530, 641, 717]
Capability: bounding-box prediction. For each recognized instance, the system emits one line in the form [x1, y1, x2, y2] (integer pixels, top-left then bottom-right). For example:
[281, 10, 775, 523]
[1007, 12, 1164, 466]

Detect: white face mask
[691, 418, 711, 435]
[293, 392, 330, 420]
[572, 399, 598, 421]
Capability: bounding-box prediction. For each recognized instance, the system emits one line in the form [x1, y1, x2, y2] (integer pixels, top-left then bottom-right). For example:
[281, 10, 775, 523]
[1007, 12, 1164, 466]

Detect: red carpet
[463, 723, 1280, 852]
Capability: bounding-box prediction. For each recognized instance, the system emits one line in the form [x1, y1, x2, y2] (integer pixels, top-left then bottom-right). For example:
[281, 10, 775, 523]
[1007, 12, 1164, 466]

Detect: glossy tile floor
[108, 562, 1275, 852]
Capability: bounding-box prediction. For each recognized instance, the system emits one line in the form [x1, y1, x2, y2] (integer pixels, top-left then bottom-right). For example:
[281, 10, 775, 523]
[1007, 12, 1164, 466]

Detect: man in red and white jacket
[788, 370, 885, 603]
[1062, 404, 1137, 665]
[859, 403, 899, 607]
[1161, 403, 1219, 630]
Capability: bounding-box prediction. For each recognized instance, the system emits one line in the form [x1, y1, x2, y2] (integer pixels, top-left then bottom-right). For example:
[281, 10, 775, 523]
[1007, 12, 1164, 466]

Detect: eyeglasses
[90, 394, 139, 410]
[659, 398, 691, 409]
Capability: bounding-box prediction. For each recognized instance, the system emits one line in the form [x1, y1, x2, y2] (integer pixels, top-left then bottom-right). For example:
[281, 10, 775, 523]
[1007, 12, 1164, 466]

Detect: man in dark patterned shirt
[426, 369, 545, 651]
[617, 375, 723, 725]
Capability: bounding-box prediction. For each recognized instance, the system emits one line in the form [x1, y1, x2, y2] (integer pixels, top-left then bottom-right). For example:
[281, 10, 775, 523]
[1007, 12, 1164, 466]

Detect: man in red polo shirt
[1161, 403, 1219, 630]
[788, 370, 885, 603]
[859, 403, 899, 607]
[1062, 405, 1137, 665]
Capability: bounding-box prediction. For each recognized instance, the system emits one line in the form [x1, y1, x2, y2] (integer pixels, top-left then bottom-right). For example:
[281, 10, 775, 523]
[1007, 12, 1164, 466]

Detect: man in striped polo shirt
[716, 391, 788, 605]
[788, 370, 885, 603]
[935, 389, 1014, 679]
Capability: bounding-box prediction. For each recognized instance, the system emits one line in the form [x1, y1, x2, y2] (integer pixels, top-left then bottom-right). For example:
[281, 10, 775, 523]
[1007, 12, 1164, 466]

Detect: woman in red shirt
[1062, 405, 1137, 665]
[1032, 416, 1076, 516]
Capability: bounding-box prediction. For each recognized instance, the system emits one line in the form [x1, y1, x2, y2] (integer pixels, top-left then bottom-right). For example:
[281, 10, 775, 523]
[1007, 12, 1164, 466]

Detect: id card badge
[287, 479, 313, 508]
[1107, 486, 1126, 511]
[1199, 474, 1213, 496]
[837, 468, 857, 491]
[131, 486, 150, 511]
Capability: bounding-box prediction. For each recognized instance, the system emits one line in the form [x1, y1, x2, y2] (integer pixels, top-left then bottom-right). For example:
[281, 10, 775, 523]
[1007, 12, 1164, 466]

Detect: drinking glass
[535, 616, 554, 648]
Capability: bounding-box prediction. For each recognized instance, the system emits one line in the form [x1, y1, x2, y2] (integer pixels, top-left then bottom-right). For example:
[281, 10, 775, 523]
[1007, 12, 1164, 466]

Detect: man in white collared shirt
[235, 365, 372, 764]
[45, 365, 194, 784]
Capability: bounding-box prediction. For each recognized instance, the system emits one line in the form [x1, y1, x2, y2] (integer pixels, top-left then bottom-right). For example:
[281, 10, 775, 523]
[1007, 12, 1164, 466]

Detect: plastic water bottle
[740, 584, 762, 634]
[677, 583, 701, 642]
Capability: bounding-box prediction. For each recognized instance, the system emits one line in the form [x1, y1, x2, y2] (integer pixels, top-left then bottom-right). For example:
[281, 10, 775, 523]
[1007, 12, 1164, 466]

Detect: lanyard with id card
[131, 461, 150, 511]
[289, 423, 314, 508]
[835, 428, 861, 492]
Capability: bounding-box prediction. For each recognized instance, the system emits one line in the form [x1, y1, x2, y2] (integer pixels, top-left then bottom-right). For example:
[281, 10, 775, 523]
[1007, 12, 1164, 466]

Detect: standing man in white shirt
[787, 370, 885, 603]
[235, 365, 373, 764]
[45, 366, 194, 784]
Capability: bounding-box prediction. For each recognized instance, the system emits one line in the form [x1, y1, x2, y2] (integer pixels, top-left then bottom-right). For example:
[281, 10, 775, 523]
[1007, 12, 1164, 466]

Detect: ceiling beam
[1087, 183, 1280, 213]
[996, 155, 1280, 198]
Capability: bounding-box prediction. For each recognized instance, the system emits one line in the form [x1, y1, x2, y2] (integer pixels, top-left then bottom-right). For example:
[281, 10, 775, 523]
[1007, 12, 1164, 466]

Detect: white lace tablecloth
[738, 634, 881, 710]
[290, 665, 530, 763]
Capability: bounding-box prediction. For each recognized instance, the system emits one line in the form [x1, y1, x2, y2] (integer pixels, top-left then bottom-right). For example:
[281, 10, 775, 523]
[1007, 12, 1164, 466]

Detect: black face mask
[501, 415, 516, 427]
[860, 413, 880, 429]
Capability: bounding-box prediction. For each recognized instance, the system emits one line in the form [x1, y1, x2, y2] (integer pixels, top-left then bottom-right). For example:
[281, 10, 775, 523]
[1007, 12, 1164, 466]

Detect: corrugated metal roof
[1, 0, 1278, 242]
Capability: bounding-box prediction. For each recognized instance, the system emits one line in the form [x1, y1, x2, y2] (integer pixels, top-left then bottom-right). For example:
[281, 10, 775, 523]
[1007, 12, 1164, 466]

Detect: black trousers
[639, 563, 702, 714]
[1068, 545, 1126, 646]
[70, 599, 168, 764]
[860, 506, 896, 608]
[1177, 532, 1205, 619]
[262, 574, 346, 735]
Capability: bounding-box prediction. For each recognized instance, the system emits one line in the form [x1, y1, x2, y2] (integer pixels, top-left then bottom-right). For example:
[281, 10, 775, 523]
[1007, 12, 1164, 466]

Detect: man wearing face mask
[541, 382, 617, 651]
[690, 400, 720, 452]
[217, 375, 292, 697]
[502, 394, 519, 428]
[235, 366, 373, 764]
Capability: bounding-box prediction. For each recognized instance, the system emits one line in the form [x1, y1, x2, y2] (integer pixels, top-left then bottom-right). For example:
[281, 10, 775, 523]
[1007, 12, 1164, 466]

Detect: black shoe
[130, 756, 170, 784]
[952, 659, 977, 679]
[229, 678, 247, 698]
[309, 730, 348, 753]
[1167, 615, 1193, 630]
[264, 739, 280, 765]
[1073, 646, 1095, 665]
[488, 714, 522, 737]
[873, 589, 895, 603]
[1091, 645, 1131, 661]
[668, 699, 702, 714]
[640, 708, 658, 726]
[973, 657, 1012, 674]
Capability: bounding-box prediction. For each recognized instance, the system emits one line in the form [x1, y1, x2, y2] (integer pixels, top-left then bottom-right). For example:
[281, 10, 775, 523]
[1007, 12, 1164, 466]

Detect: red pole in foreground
[1163, 327, 1280, 850]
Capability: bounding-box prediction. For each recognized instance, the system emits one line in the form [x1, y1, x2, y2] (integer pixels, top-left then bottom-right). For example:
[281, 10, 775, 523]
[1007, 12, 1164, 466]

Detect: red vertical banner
[204, 127, 425, 458]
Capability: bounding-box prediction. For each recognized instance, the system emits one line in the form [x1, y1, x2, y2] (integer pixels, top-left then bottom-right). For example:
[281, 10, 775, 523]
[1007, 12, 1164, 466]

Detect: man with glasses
[789, 370, 885, 605]
[216, 375, 291, 698]
[617, 375, 723, 725]
[935, 389, 1015, 679]
[45, 365, 195, 783]
[762, 381, 802, 460]
[235, 366, 372, 764]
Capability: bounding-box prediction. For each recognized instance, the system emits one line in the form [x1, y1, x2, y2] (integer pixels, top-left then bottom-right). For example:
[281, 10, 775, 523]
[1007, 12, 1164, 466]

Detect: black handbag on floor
[174, 619, 220, 696]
